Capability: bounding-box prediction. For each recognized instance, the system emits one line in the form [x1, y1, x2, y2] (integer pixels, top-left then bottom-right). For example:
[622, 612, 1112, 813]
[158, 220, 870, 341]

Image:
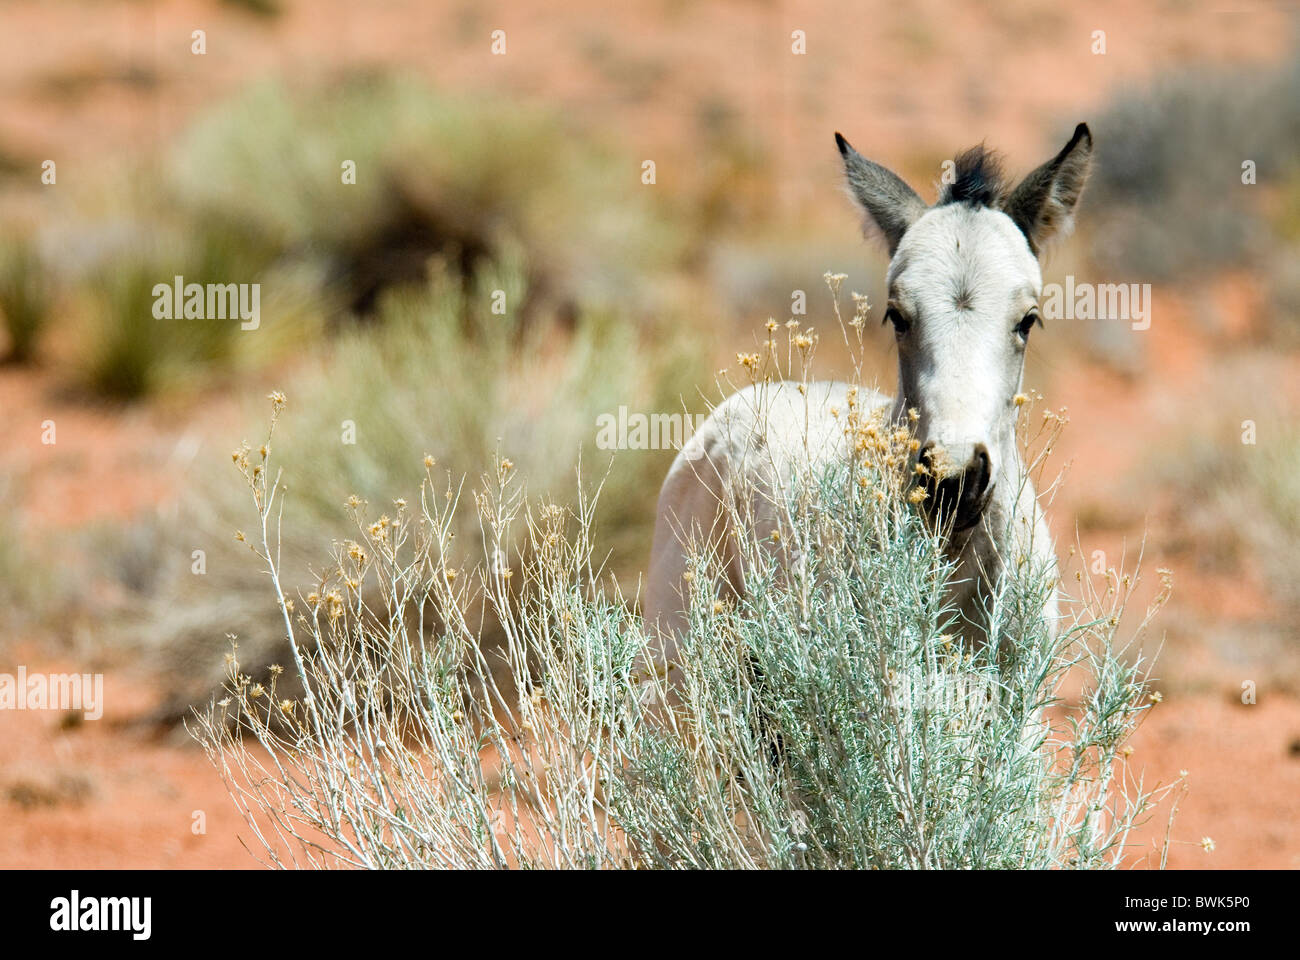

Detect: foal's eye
[1015, 311, 1040, 341]
[884, 307, 910, 335]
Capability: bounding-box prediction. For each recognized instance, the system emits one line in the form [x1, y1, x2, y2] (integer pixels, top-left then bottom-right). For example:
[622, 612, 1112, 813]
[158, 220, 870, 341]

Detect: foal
[645, 125, 1094, 667]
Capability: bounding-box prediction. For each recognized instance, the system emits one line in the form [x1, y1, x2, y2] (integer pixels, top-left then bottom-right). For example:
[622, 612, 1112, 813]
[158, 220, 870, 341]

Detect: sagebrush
[193, 382, 1175, 869]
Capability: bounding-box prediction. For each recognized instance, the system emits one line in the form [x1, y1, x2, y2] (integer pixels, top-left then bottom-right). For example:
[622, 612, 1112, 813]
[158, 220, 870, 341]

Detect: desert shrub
[1267, 170, 1300, 342]
[192, 379, 1173, 869]
[0, 233, 53, 364]
[1153, 420, 1300, 665]
[220, 0, 281, 17]
[142, 255, 702, 722]
[1245, 426, 1300, 631]
[0, 474, 60, 638]
[166, 75, 688, 316]
[1086, 49, 1300, 283]
[45, 74, 686, 400]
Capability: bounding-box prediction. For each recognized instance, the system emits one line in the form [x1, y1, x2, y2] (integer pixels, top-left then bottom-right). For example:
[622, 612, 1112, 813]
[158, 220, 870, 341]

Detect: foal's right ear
[836, 132, 926, 256]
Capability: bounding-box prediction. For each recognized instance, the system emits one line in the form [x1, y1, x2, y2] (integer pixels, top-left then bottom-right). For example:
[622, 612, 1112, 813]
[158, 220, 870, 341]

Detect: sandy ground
[0, 656, 258, 869]
[1, 651, 1295, 869]
[1, 0, 1297, 868]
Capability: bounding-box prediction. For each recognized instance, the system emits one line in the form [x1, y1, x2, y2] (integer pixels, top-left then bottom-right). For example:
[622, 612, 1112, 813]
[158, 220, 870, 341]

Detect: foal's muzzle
[918, 442, 994, 534]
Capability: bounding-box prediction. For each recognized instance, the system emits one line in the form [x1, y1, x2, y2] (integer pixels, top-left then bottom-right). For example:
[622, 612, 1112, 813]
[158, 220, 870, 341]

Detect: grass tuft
[0, 233, 54, 364]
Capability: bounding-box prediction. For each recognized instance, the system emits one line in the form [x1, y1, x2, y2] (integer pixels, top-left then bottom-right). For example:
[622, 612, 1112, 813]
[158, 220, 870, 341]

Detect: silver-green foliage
[193, 398, 1170, 869]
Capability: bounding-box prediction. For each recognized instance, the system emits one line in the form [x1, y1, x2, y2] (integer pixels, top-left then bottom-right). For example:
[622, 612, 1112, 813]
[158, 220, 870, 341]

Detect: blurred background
[0, 0, 1296, 868]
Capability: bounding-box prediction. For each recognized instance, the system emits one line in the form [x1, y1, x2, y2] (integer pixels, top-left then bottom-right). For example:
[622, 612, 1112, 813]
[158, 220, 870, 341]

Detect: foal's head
[836, 124, 1093, 532]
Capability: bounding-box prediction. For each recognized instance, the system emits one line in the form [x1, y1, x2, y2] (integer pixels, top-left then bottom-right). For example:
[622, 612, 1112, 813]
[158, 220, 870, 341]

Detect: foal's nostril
[968, 444, 991, 501]
[918, 442, 994, 533]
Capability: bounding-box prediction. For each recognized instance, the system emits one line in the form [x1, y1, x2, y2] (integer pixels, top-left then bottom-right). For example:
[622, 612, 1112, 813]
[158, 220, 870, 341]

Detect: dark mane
[938, 144, 1008, 208]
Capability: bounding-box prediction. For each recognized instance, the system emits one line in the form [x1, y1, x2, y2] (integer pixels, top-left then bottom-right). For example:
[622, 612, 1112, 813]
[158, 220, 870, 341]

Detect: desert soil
[1, 0, 1296, 868]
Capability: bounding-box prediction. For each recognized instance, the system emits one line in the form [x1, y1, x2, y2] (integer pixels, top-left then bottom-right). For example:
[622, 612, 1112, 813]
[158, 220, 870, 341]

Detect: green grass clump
[74, 224, 320, 401]
[220, 0, 282, 17]
[79, 261, 164, 400]
[0, 234, 53, 364]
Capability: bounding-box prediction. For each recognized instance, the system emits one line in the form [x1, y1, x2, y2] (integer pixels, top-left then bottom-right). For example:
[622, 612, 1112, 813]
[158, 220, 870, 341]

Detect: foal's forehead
[886, 205, 1041, 307]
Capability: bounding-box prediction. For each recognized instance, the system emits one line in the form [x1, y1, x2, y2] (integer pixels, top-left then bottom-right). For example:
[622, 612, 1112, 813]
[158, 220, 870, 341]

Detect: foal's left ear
[1003, 123, 1093, 255]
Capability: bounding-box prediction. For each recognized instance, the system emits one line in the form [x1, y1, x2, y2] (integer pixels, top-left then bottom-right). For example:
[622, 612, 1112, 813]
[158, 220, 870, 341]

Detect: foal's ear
[1003, 123, 1093, 255]
[836, 132, 926, 255]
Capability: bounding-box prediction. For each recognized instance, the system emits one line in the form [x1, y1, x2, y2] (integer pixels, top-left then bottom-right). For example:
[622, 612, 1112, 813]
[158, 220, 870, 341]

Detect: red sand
[1, 0, 1296, 869]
